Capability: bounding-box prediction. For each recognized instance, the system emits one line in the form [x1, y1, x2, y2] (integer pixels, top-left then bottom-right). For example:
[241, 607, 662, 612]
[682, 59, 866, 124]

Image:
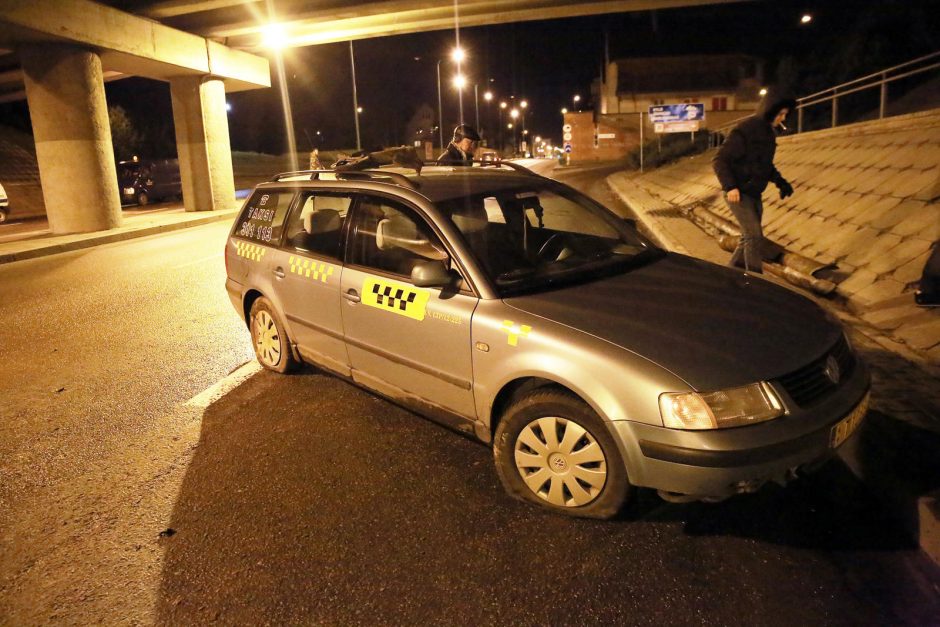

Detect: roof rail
[335, 169, 418, 190]
[269, 169, 328, 181]
[268, 168, 418, 190]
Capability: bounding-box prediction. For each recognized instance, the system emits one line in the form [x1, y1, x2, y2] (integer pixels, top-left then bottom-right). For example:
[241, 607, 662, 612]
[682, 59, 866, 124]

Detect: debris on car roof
[332, 145, 424, 174]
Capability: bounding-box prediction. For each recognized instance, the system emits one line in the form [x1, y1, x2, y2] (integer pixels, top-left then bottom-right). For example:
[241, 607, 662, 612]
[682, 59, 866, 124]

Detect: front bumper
[610, 360, 871, 500]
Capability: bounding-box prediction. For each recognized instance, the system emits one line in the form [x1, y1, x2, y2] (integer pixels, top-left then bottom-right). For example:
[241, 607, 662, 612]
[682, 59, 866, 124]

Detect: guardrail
[710, 50, 940, 146]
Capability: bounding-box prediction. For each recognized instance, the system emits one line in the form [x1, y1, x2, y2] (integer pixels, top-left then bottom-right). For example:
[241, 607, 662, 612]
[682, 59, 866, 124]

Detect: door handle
[344, 289, 361, 303]
[273, 267, 286, 278]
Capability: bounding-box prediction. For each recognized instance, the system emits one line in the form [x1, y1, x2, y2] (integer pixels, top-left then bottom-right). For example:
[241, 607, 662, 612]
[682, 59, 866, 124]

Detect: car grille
[775, 335, 856, 408]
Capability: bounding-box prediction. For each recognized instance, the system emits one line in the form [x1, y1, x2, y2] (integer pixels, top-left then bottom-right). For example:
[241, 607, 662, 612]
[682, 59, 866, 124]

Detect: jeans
[726, 192, 764, 274]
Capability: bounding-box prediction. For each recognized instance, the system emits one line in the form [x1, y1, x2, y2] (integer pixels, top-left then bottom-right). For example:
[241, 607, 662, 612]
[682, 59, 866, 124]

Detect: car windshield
[435, 180, 662, 296]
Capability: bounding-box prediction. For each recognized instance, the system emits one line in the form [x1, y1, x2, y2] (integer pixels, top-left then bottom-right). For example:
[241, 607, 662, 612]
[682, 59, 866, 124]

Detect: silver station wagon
[225, 163, 870, 519]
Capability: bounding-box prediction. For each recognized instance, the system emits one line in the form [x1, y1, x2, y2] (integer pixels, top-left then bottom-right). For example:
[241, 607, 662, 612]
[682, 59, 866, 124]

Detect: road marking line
[173, 252, 223, 269]
[185, 361, 261, 408]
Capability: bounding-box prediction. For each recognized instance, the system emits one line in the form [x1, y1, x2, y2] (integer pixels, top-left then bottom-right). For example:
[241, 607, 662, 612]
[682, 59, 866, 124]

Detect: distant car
[0, 181, 8, 223]
[476, 148, 500, 163]
[117, 158, 182, 206]
[224, 162, 870, 519]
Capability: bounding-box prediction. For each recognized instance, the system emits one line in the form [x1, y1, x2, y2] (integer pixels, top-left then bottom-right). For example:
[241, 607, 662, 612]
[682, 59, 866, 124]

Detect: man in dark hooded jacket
[437, 124, 481, 165]
[713, 93, 796, 273]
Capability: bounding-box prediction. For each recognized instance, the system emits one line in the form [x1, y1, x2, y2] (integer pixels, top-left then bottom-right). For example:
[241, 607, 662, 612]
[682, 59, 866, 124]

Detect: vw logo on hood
[824, 355, 841, 385]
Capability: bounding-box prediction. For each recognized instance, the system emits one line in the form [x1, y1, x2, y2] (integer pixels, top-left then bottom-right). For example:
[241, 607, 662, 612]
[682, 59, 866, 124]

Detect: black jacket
[713, 95, 795, 197]
[437, 143, 472, 166]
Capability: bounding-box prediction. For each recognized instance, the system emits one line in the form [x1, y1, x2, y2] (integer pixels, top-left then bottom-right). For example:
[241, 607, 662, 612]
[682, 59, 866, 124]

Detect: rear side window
[283, 192, 352, 259]
[234, 190, 293, 245]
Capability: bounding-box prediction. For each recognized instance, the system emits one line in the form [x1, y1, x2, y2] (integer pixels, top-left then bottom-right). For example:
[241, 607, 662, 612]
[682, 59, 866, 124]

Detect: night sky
[4, 0, 937, 156]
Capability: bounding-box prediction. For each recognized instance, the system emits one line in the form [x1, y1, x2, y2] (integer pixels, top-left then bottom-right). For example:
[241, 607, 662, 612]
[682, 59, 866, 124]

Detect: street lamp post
[349, 41, 361, 151]
[436, 60, 444, 150]
[452, 47, 465, 124]
[510, 108, 519, 154]
[573, 94, 581, 111]
[474, 84, 480, 133]
[483, 91, 493, 142]
[499, 101, 507, 152]
[520, 99, 528, 146]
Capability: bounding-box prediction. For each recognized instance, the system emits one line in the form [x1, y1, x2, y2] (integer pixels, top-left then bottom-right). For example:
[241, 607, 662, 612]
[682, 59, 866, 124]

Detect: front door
[340, 194, 478, 420]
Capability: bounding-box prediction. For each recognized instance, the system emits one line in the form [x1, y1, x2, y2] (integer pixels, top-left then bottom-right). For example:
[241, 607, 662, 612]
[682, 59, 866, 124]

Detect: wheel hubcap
[253, 310, 281, 367]
[514, 416, 607, 507]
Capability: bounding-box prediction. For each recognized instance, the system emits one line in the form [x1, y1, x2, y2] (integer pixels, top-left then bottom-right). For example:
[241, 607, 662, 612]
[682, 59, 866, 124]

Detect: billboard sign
[648, 103, 705, 123]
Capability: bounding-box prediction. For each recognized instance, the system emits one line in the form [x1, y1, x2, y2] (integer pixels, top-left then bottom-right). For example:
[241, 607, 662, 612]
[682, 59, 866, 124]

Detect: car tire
[137, 191, 149, 206]
[249, 297, 297, 374]
[494, 389, 631, 519]
[0, 208, 7, 224]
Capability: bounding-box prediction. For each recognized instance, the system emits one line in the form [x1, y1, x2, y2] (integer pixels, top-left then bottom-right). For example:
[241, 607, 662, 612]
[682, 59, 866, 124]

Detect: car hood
[503, 253, 840, 390]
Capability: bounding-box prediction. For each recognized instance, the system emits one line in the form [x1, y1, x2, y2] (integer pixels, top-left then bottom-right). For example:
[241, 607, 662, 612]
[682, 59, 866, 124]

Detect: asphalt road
[1, 164, 938, 625]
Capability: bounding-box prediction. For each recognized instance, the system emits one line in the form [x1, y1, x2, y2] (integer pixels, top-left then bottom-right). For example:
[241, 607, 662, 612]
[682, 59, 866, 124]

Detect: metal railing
[710, 50, 940, 145]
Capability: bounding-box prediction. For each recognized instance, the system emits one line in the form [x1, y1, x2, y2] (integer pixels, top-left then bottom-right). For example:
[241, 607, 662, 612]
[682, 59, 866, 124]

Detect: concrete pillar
[20, 45, 122, 234]
[170, 76, 235, 212]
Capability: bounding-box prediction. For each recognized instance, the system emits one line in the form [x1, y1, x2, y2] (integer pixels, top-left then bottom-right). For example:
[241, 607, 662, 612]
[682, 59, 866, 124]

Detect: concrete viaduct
[0, 0, 745, 234]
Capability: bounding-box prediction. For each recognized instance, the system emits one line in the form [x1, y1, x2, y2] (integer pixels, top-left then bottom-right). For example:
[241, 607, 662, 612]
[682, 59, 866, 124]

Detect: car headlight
[659, 382, 784, 430]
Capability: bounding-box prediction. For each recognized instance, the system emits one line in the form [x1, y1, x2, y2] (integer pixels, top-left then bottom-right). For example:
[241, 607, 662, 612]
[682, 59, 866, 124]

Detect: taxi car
[224, 162, 870, 519]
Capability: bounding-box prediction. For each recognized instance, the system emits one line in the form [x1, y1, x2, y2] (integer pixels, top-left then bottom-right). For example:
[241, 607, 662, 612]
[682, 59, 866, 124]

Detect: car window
[435, 183, 659, 295]
[283, 192, 351, 259]
[348, 196, 447, 278]
[234, 190, 293, 246]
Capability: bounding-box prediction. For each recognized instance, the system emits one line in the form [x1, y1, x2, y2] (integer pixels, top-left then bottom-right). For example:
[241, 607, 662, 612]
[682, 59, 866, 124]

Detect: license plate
[830, 392, 870, 448]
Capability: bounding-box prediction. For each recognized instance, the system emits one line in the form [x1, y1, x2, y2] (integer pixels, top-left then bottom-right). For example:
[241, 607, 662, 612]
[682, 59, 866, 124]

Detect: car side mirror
[411, 260, 453, 287]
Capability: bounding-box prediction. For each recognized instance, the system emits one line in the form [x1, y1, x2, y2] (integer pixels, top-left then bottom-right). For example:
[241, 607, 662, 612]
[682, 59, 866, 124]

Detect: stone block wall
[621, 109, 940, 363]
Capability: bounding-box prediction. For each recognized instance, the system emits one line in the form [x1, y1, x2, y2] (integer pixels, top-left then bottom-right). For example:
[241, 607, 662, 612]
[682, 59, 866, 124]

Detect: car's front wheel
[249, 297, 297, 373]
[494, 390, 631, 519]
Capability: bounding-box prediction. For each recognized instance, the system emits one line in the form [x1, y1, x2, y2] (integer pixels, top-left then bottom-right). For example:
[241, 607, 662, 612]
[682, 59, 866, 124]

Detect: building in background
[564, 54, 763, 163]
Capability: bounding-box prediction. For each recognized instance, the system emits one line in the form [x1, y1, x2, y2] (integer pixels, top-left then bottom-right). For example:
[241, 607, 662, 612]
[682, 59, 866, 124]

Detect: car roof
[266, 164, 549, 203]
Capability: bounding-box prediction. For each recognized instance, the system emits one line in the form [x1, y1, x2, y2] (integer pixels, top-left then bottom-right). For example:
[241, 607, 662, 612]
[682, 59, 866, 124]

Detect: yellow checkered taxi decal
[289, 256, 335, 283]
[362, 278, 430, 321]
[235, 241, 267, 262]
[501, 320, 532, 346]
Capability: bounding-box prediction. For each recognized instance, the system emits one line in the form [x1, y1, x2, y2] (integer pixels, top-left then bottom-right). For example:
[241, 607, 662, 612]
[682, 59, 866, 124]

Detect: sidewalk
[607, 169, 940, 564]
[0, 205, 239, 265]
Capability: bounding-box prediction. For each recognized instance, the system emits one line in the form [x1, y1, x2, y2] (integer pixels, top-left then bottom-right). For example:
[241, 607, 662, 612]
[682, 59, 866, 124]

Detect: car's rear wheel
[249, 297, 296, 373]
[494, 390, 631, 519]
[137, 191, 149, 206]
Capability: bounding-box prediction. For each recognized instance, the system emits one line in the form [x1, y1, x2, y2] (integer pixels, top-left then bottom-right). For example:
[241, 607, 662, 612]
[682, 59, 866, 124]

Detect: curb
[0, 210, 237, 265]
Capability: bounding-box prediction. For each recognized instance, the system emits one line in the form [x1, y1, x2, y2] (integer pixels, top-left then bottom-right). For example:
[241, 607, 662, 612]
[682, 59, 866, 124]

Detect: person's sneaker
[914, 290, 940, 307]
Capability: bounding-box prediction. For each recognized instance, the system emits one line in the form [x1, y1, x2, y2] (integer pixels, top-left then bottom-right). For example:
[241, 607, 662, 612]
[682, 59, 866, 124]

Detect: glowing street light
[451, 47, 466, 63]
[573, 94, 581, 110]
[510, 108, 519, 120]
[261, 23, 288, 49]
[561, 107, 568, 114]
[800, 14, 812, 24]
[357, 106, 363, 113]
[520, 100, 528, 109]
[453, 73, 467, 90]
[484, 91, 493, 102]
[759, 87, 768, 96]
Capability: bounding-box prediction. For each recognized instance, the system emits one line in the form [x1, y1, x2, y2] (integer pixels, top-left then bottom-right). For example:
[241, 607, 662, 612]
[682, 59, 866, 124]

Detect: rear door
[271, 190, 351, 375]
[339, 193, 479, 420]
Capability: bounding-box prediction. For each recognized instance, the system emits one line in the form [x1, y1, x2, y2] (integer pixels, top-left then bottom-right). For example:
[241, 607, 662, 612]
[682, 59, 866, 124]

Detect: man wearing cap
[437, 124, 481, 166]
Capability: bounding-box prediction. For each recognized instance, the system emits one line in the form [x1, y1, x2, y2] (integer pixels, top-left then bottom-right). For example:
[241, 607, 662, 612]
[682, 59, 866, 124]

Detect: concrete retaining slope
[610, 109, 940, 365]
